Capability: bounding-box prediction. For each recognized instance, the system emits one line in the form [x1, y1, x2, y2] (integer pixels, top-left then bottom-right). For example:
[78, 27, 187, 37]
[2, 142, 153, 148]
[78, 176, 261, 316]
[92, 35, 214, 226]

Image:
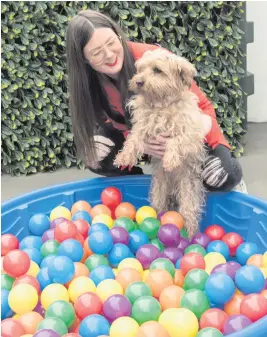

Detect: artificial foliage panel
[1, 1, 245, 176]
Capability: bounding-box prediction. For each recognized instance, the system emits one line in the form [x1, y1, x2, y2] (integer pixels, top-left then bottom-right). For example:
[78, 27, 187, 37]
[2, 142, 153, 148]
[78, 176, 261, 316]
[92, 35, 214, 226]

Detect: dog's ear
[170, 55, 197, 88]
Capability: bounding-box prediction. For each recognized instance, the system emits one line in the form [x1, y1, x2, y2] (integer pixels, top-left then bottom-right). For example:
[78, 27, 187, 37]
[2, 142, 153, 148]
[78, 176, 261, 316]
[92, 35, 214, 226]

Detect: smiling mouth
[106, 57, 118, 67]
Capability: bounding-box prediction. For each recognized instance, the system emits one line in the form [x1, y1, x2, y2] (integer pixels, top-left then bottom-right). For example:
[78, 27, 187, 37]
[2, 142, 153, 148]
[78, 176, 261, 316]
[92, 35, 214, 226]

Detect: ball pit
[1, 175, 267, 337]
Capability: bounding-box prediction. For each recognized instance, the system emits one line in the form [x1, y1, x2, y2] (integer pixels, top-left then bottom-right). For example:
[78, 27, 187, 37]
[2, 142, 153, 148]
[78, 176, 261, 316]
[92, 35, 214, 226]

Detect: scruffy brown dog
[114, 49, 207, 237]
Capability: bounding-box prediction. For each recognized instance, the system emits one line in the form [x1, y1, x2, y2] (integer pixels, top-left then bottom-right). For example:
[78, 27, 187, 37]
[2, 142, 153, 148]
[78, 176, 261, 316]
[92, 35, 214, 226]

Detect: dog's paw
[162, 160, 177, 172]
[114, 152, 137, 168]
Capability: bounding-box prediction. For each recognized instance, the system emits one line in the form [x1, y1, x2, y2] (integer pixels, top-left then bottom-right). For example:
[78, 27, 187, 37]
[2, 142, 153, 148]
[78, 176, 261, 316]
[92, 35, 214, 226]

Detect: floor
[1, 123, 267, 203]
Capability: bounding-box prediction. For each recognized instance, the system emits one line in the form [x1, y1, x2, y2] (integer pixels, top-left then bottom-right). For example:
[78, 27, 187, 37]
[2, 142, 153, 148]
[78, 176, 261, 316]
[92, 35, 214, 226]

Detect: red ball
[74, 292, 103, 320]
[1, 318, 25, 337]
[200, 308, 228, 332]
[54, 220, 78, 243]
[3, 249, 30, 278]
[63, 334, 81, 337]
[204, 225, 225, 241]
[222, 232, 244, 256]
[101, 187, 122, 209]
[73, 219, 90, 239]
[13, 275, 41, 294]
[180, 252, 205, 276]
[240, 294, 267, 322]
[1, 234, 19, 256]
[75, 233, 85, 246]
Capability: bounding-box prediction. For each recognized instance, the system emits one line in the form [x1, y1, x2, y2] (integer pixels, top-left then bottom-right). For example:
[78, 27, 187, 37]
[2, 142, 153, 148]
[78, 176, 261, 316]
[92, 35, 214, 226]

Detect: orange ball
[224, 293, 245, 316]
[159, 285, 185, 310]
[174, 269, 184, 287]
[18, 312, 43, 334]
[247, 254, 264, 268]
[261, 289, 267, 300]
[161, 211, 184, 230]
[66, 262, 90, 287]
[136, 321, 170, 337]
[71, 200, 92, 215]
[116, 268, 142, 291]
[83, 237, 93, 257]
[1, 256, 5, 273]
[146, 269, 173, 298]
[91, 204, 111, 218]
[115, 202, 136, 220]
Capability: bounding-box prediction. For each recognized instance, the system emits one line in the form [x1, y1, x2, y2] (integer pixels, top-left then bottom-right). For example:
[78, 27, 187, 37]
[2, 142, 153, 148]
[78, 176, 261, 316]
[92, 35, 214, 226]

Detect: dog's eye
[153, 67, 162, 74]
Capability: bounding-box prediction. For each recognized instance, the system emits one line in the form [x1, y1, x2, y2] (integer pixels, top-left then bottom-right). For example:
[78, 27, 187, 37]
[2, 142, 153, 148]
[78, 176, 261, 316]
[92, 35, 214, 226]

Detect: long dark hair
[66, 10, 135, 166]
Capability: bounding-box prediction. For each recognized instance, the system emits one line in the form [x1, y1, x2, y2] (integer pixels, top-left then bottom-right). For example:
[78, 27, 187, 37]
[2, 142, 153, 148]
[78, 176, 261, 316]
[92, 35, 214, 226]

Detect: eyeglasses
[88, 35, 122, 66]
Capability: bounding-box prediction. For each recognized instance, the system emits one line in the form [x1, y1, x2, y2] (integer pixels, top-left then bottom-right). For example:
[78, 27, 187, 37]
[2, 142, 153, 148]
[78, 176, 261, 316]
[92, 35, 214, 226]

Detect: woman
[66, 10, 246, 193]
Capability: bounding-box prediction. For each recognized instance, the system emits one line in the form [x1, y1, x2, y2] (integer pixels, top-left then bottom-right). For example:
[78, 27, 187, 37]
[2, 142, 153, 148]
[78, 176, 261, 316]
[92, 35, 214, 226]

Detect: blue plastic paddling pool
[1, 175, 267, 336]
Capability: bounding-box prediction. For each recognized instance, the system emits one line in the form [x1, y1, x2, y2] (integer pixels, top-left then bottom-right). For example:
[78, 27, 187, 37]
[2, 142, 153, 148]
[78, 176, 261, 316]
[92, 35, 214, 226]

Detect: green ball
[40, 240, 59, 257]
[185, 244, 206, 257]
[125, 281, 152, 305]
[85, 254, 109, 271]
[150, 258, 175, 278]
[180, 227, 188, 238]
[150, 238, 164, 252]
[180, 289, 210, 319]
[113, 217, 135, 232]
[183, 269, 209, 291]
[132, 296, 162, 324]
[1, 273, 15, 290]
[140, 217, 160, 239]
[37, 317, 68, 336]
[45, 300, 75, 328]
[197, 327, 223, 337]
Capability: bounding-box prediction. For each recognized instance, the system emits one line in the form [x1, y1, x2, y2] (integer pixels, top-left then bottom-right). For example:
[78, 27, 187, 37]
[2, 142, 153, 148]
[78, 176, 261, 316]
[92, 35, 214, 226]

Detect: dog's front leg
[150, 163, 170, 212]
[162, 137, 182, 172]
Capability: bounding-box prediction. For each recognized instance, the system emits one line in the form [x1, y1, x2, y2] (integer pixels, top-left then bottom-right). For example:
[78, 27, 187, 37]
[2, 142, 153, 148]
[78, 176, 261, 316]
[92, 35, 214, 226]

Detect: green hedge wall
[1, 1, 246, 176]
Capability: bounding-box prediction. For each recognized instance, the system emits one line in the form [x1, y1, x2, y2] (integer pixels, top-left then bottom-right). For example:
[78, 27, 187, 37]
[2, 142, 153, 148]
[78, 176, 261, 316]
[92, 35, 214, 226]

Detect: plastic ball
[58, 239, 83, 263]
[79, 314, 110, 337]
[2, 273, 15, 291]
[72, 210, 92, 224]
[92, 215, 113, 229]
[3, 249, 30, 277]
[109, 227, 129, 246]
[129, 230, 149, 254]
[68, 276, 96, 302]
[150, 258, 175, 277]
[236, 242, 258, 265]
[50, 206, 71, 221]
[107, 243, 132, 267]
[20, 236, 43, 251]
[160, 211, 184, 230]
[211, 263, 237, 280]
[90, 265, 115, 286]
[263, 251, 267, 267]
[174, 269, 185, 287]
[37, 317, 68, 336]
[116, 268, 142, 290]
[50, 217, 67, 229]
[240, 293, 267, 322]
[191, 232, 211, 249]
[33, 301, 45, 317]
[150, 237, 164, 252]
[9, 284, 38, 314]
[162, 247, 183, 265]
[159, 285, 185, 310]
[204, 225, 225, 241]
[118, 257, 143, 274]
[29, 214, 50, 236]
[180, 252, 206, 276]
[113, 217, 135, 232]
[45, 300, 75, 328]
[223, 314, 252, 334]
[73, 220, 90, 239]
[40, 240, 59, 257]
[136, 206, 157, 225]
[180, 227, 189, 238]
[13, 275, 41, 294]
[204, 252, 226, 274]
[206, 241, 230, 260]
[96, 279, 123, 302]
[89, 230, 113, 254]
[1, 289, 11, 319]
[181, 289, 210, 319]
[103, 294, 132, 323]
[115, 202, 136, 220]
[110, 316, 139, 337]
[132, 296, 162, 324]
[146, 269, 173, 298]
[200, 308, 228, 332]
[224, 293, 245, 316]
[85, 254, 109, 271]
[1, 318, 25, 337]
[247, 254, 264, 267]
[205, 273, 235, 305]
[23, 248, 43, 266]
[136, 244, 160, 269]
[159, 308, 198, 337]
[235, 265, 265, 294]
[1, 234, 19, 256]
[261, 289, 267, 300]
[17, 312, 43, 334]
[54, 220, 78, 243]
[221, 232, 244, 256]
[136, 321, 170, 337]
[196, 328, 223, 337]
[48, 256, 75, 284]
[71, 200, 92, 215]
[41, 283, 69, 310]
[158, 224, 180, 247]
[91, 204, 111, 218]
[125, 281, 152, 304]
[184, 269, 209, 291]
[26, 261, 40, 277]
[139, 217, 160, 239]
[185, 244, 206, 257]
[33, 329, 61, 337]
[74, 292, 102, 320]
[37, 268, 52, 290]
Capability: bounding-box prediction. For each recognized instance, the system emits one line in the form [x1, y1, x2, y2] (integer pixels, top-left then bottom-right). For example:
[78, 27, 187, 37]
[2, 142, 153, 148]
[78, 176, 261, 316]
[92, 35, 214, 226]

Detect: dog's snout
[136, 80, 144, 88]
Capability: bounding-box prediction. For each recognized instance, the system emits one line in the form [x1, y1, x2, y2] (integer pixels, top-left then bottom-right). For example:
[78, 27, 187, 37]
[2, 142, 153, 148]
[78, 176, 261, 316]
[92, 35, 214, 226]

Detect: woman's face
[83, 27, 124, 78]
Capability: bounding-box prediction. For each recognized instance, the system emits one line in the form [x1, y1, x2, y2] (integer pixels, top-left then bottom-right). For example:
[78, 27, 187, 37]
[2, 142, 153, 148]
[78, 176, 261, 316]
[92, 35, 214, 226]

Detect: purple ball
[50, 217, 66, 229]
[103, 294, 132, 323]
[157, 211, 166, 221]
[211, 263, 236, 280]
[223, 314, 252, 335]
[177, 237, 190, 252]
[33, 329, 60, 337]
[191, 232, 211, 249]
[264, 278, 267, 290]
[158, 224, 180, 247]
[136, 244, 161, 269]
[228, 261, 242, 271]
[110, 227, 129, 245]
[34, 301, 45, 317]
[42, 229, 54, 242]
[162, 247, 183, 264]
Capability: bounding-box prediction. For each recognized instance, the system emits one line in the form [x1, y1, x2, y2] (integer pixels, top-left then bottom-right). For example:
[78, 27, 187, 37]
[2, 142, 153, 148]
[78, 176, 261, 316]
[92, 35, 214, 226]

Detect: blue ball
[29, 213, 50, 236]
[205, 272, 235, 305]
[88, 223, 110, 235]
[40, 254, 57, 269]
[89, 230, 113, 255]
[108, 243, 132, 267]
[206, 240, 230, 260]
[48, 256, 75, 284]
[22, 248, 43, 265]
[90, 265, 115, 286]
[37, 267, 52, 290]
[175, 257, 182, 269]
[58, 239, 83, 262]
[129, 230, 149, 254]
[235, 265, 265, 294]
[236, 242, 259, 265]
[1, 290, 11, 319]
[79, 314, 110, 337]
[20, 235, 43, 250]
[72, 210, 92, 223]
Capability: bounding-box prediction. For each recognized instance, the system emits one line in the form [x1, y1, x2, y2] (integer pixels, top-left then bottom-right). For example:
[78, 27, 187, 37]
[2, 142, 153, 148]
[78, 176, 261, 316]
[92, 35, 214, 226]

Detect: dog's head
[129, 48, 197, 99]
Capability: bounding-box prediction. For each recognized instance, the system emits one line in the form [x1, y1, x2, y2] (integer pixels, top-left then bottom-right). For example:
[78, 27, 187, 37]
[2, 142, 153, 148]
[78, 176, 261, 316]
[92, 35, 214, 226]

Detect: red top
[104, 41, 230, 150]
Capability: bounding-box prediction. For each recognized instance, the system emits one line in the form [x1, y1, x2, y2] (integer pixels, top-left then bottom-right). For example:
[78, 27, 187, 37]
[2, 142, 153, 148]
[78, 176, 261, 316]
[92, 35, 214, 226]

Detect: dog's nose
[136, 80, 144, 88]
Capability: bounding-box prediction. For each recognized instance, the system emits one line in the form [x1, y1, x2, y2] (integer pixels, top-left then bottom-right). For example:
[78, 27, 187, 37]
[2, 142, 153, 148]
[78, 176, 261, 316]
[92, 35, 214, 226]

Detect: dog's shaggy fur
[114, 49, 207, 237]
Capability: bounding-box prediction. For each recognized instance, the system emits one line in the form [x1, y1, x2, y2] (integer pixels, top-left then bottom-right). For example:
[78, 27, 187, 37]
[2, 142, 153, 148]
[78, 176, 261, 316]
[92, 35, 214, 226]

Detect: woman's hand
[144, 131, 171, 159]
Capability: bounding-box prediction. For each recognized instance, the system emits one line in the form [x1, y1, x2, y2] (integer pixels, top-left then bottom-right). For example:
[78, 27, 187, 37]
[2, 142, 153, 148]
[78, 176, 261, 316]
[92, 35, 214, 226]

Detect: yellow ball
[68, 276, 96, 302]
[26, 261, 40, 277]
[96, 279, 123, 302]
[204, 252, 226, 274]
[50, 205, 71, 221]
[8, 284, 38, 314]
[92, 214, 113, 229]
[41, 283, 69, 310]
[159, 308, 199, 337]
[260, 267, 267, 278]
[21, 335, 33, 337]
[136, 206, 157, 225]
[113, 268, 118, 276]
[143, 270, 150, 282]
[13, 314, 21, 320]
[110, 317, 139, 337]
[118, 258, 143, 275]
[263, 251, 267, 268]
